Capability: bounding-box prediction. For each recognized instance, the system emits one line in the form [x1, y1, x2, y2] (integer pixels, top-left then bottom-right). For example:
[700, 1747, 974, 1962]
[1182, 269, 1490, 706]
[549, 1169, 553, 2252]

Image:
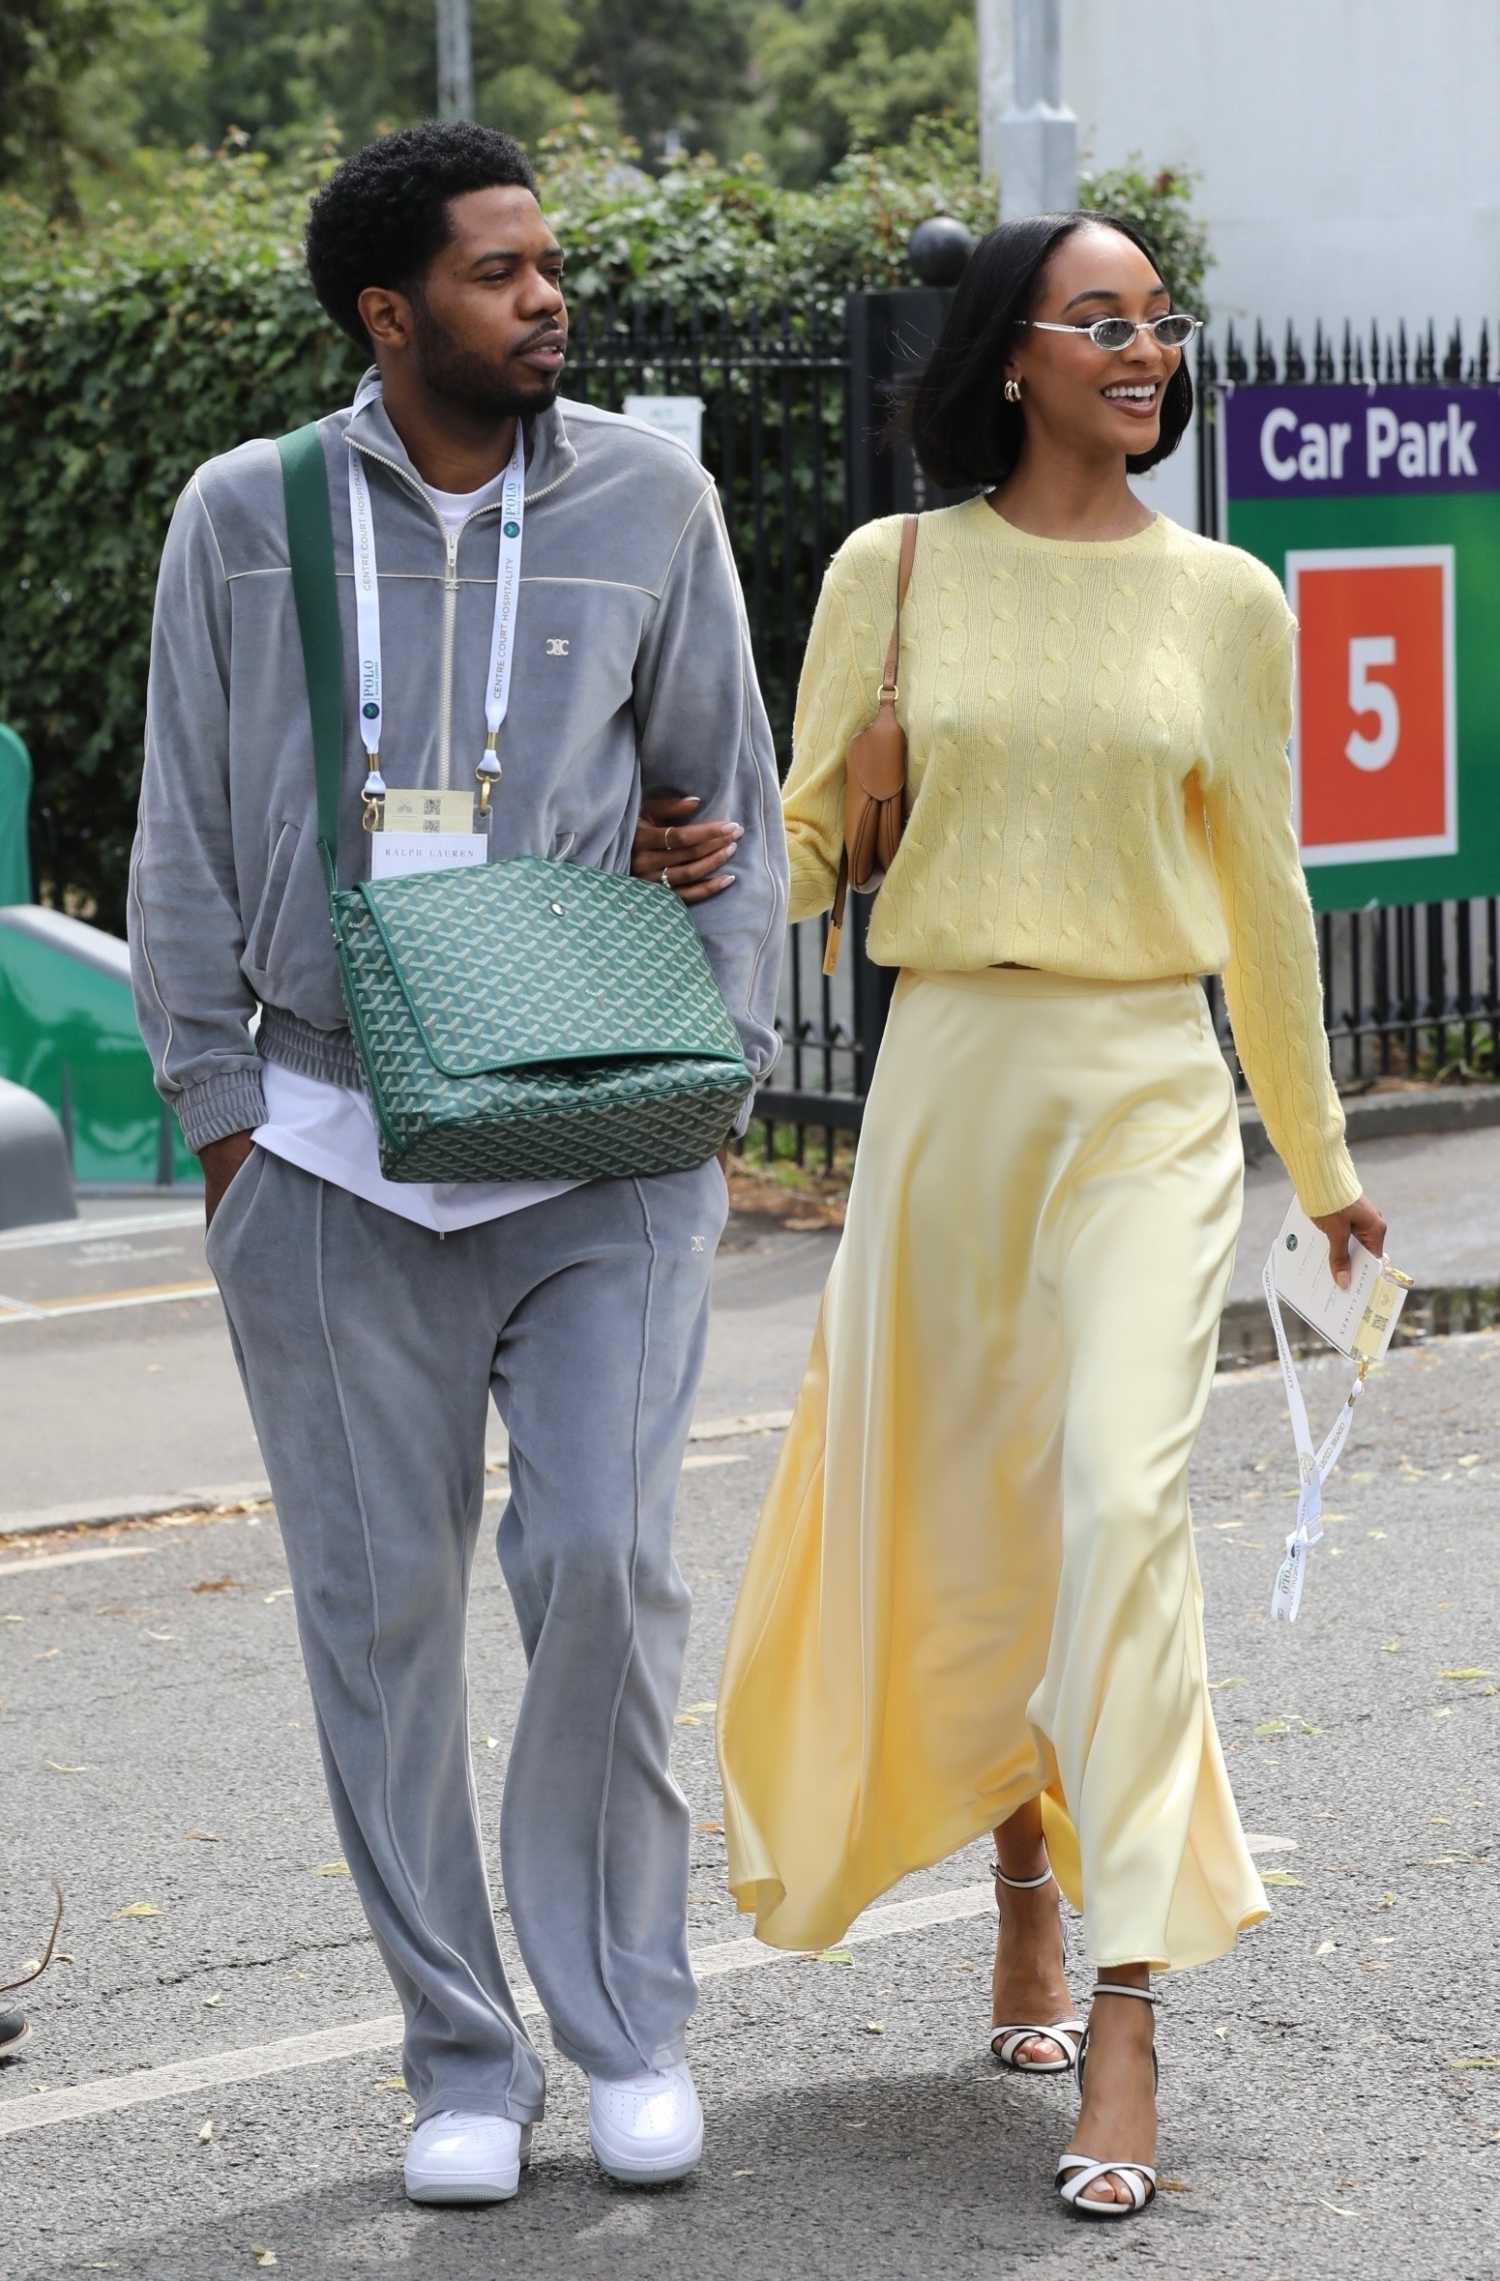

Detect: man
[129, 121, 786, 2204]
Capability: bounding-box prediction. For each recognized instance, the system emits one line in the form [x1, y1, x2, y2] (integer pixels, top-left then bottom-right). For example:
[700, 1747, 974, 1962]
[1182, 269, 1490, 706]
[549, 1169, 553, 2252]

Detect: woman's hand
[1311, 1194, 1389, 1289]
[632, 792, 742, 905]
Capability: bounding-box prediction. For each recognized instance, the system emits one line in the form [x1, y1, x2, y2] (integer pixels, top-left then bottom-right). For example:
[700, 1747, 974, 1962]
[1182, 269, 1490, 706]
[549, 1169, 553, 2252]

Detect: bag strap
[880, 513, 920, 701]
[276, 424, 344, 890]
[823, 514, 919, 977]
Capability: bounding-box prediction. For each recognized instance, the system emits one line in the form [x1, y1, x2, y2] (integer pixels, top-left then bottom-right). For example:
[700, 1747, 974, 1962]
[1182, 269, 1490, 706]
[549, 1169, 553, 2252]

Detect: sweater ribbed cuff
[1282, 1136, 1363, 1221]
[175, 1066, 268, 1155]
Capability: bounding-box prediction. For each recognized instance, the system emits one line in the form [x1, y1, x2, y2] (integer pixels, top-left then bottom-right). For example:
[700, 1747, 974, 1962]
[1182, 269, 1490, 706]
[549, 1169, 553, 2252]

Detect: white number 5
[1346, 636, 1399, 772]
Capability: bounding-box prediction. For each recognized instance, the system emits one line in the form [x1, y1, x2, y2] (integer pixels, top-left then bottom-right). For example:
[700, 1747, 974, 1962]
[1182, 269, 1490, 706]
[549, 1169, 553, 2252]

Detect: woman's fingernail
[1336, 1269, 1350, 1288]
[721, 873, 737, 886]
[730, 823, 745, 839]
[683, 797, 702, 809]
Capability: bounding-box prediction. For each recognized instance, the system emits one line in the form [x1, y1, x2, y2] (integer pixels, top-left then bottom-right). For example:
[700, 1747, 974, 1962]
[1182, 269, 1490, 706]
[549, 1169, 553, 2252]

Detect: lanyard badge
[1262, 1199, 1413, 1624]
[345, 424, 527, 833]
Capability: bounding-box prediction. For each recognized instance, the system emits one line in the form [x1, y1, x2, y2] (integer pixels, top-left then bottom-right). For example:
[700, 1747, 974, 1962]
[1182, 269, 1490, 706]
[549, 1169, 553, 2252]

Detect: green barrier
[0, 906, 201, 1188]
[0, 725, 34, 905]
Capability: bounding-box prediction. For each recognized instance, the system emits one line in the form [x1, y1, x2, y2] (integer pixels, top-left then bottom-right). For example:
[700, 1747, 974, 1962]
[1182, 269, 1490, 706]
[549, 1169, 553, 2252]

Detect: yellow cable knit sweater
[784, 497, 1361, 1218]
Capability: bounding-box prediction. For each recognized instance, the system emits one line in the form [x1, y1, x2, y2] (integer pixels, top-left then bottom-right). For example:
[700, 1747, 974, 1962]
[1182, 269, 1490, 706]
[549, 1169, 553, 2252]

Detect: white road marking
[0, 1290, 45, 1322]
[0, 1544, 151, 1578]
[0, 1881, 995, 2139]
[0, 1208, 202, 1253]
[0, 1281, 219, 1328]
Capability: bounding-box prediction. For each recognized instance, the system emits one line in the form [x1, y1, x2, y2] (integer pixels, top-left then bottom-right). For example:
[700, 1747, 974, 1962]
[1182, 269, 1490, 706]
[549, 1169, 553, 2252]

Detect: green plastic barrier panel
[0, 906, 201, 1187]
[0, 726, 34, 906]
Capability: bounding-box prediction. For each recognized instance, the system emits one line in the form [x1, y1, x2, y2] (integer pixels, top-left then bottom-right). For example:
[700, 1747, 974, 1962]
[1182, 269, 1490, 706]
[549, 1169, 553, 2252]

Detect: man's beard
[410, 300, 561, 423]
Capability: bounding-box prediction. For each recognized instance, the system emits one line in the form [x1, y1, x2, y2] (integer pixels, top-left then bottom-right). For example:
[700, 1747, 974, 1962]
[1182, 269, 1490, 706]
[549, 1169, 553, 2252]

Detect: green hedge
[1, 125, 1208, 928]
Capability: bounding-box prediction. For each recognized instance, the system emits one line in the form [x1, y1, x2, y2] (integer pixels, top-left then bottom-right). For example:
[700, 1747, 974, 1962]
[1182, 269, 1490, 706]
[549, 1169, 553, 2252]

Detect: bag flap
[845, 711, 907, 802]
[342, 857, 749, 1081]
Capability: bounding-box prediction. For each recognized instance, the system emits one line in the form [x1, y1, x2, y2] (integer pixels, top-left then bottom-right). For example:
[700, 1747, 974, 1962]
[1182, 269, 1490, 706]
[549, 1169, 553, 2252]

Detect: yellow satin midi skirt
[719, 966, 1270, 1970]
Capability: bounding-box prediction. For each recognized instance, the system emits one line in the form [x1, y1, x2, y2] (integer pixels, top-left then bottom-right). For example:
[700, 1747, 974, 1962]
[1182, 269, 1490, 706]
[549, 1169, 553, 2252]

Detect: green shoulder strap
[276, 424, 344, 888]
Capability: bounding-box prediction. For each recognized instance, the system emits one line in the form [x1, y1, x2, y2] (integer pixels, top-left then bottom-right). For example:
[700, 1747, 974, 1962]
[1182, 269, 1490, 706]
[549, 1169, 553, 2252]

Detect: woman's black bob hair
[907, 212, 1194, 491]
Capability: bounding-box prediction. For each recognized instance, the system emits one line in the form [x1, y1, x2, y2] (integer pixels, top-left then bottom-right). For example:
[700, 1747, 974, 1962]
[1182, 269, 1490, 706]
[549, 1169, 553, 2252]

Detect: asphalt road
[3, 1120, 1497, 1529]
[3, 1304, 1498, 2280]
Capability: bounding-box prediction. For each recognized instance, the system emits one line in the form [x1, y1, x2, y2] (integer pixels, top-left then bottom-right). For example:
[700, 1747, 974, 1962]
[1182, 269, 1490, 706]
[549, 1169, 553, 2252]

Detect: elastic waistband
[257, 1005, 366, 1091]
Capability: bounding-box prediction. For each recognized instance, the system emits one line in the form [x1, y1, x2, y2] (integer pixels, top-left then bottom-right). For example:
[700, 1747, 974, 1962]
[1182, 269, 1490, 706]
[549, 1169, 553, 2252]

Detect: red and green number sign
[1222, 387, 1500, 909]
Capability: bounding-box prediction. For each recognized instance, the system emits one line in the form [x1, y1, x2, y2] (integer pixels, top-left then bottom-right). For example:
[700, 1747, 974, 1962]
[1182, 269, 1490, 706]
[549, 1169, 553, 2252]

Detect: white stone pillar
[998, 0, 1078, 219]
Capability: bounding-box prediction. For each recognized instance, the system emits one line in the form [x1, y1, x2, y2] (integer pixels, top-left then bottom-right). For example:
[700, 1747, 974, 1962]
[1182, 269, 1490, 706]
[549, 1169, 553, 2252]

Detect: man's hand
[200, 1131, 256, 1230]
[1311, 1194, 1389, 1290]
[632, 792, 742, 905]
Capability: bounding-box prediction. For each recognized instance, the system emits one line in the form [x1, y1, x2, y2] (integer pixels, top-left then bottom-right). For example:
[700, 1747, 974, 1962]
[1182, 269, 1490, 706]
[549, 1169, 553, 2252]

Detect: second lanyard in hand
[346, 425, 527, 830]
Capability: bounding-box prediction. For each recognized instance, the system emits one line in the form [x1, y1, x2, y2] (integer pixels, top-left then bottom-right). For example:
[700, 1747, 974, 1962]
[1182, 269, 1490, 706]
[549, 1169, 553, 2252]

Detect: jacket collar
[345, 366, 579, 502]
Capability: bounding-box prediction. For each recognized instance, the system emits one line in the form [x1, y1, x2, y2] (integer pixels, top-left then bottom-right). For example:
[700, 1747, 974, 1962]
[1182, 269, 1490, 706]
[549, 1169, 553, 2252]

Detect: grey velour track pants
[205, 1145, 729, 2126]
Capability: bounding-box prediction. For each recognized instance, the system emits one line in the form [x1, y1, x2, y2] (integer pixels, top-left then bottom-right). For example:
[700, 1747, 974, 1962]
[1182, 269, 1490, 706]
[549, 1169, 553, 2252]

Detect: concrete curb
[1239, 1081, 1500, 1163]
[0, 1411, 795, 1546]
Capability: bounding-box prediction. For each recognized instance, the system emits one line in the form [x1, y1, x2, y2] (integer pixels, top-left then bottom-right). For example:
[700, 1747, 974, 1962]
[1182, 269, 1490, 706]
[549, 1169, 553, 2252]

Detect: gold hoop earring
[1004, 378, 1023, 405]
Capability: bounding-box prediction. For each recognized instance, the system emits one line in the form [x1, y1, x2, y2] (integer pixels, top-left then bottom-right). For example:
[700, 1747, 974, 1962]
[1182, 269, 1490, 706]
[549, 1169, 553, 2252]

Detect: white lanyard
[1262, 1253, 1367, 1625]
[345, 424, 526, 825]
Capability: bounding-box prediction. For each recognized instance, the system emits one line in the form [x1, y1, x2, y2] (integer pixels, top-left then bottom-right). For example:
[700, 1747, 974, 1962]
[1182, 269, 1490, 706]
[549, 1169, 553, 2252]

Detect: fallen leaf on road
[1367, 1530, 1387, 1540]
[45, 1761, 89, 1774]
[184, 1831, 222, 1843]
[1315, 1940, 1337, 1956]
[1451, 2056, 1500, 2071]
[1383, 1639, 1402, 1654]
[1158, 2178, 1190, 2194]
[375, 2076, 406, 2092]
[1317, 2199, 1364, 2219]
[1377, 1893, 1398, 1909]
[1433, 1707, 1454, 1721]
[674, 1714, 701, 1727]
[1262, 1871, 1305, 1888]
[114, 1903, 162, 1919]
[483, 1735, 500, 1749]
[263, 1589, 293, 1604]
[694, 1820, 724, 1835]
[142, 1631, 176, 1643]
[34, 1648, 60, 1661]
[251, 2252, 279, 2270]
[203, 1992, 223, 2008]
[1208, 1676, 1245, 1692]
[1440, 1668, 1491, 1681]
[1, 1613, 24, 1624]
[732, 2168, 756, 2178]
[313, 1861, 350, 1878]
[1255, 1720, 1290, 1737]
[1459, 1454, 1483, 1469]
[197, 2119, 214, 2143]
[816, 1949, 855, 1966]
[864, 2022, 885, 2034]
[682, 1701, 717, 1716]
[191, 1578, 240, 1595]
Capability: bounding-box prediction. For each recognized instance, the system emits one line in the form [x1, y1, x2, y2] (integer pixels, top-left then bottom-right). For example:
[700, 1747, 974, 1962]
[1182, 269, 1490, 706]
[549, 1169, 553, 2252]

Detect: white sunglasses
[1025, 313, 1202, 352]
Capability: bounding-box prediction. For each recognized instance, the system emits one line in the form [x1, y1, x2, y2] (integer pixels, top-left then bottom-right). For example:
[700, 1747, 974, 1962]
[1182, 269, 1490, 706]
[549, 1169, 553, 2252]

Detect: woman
[711, 215, 1387, 2218]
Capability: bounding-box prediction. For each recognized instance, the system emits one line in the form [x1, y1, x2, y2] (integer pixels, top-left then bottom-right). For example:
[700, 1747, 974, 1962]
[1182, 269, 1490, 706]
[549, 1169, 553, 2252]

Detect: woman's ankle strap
[1093, 1981, 1158, 2005]
[990, 1859, 1055, 1892]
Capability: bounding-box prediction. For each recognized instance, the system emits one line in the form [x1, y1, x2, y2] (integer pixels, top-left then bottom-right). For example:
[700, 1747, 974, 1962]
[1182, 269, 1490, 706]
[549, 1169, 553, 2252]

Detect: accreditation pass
[369, 790, 489, 881]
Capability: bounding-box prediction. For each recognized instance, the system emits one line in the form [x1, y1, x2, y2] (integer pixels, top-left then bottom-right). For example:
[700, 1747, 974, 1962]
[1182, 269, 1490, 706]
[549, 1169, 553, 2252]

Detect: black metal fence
[586, 309, 1498, 1160]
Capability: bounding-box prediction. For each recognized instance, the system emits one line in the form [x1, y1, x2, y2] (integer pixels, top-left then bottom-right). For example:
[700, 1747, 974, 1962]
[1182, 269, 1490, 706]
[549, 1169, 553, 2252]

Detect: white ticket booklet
[1267, 1199, 1412, 1365]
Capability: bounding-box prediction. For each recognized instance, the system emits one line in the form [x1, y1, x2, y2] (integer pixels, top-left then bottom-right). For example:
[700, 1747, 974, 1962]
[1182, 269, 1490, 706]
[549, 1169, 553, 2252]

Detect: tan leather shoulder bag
[822, 513, 919, 977]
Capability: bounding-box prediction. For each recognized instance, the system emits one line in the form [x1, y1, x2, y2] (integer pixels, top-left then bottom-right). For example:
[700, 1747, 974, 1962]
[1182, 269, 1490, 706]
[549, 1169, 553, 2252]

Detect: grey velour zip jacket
[128, 376, 789, 1153]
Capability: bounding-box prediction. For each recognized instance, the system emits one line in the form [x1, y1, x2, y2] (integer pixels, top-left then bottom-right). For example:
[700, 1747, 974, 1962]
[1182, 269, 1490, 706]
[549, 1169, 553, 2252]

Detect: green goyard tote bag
[275, 424, 754, 1183]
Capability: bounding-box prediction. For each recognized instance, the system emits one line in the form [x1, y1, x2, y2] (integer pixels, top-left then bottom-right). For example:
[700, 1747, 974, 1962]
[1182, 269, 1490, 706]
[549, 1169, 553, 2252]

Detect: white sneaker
[403, 2110, 532, 2205]
[588, 2061, 704, 2184]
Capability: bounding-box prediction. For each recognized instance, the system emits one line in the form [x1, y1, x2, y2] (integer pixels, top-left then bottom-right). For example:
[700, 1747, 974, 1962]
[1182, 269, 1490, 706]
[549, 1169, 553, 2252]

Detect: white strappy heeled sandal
[1055, 1982, 1160, 2220]
[988, 1862, 1085, 2075]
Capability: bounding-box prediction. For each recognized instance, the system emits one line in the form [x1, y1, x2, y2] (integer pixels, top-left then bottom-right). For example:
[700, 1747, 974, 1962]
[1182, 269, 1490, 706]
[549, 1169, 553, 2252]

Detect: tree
[574, 0, 751, 163]
[746, 0, 977, 186]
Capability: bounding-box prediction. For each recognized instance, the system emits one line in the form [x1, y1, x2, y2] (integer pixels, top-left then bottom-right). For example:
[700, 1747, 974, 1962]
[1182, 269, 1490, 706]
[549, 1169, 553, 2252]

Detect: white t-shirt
[252, 470, 579, 1232]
